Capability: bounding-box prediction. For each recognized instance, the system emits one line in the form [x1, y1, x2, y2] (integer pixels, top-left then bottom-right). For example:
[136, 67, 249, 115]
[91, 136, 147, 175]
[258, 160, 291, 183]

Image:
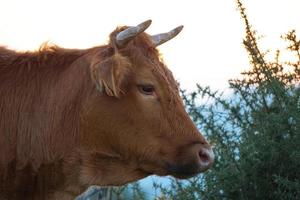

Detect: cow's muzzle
[166, 144, 214, 178]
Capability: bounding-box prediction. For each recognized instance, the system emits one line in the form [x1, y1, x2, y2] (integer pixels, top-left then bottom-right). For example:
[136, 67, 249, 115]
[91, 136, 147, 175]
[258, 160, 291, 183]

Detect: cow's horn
[116, 20, 152, 47]
[151, 25, 183, 46]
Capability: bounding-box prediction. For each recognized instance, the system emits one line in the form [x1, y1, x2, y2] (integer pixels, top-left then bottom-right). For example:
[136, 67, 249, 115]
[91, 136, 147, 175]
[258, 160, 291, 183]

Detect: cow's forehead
[132, 47, 177, 88]
[147, 48, 177, 88]
[116, 31, 179, 94]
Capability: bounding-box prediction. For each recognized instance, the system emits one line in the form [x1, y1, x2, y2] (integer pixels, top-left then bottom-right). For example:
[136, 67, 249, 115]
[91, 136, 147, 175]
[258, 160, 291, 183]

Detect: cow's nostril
[199, 150, 209, 163]
[198, 147, 214, 171]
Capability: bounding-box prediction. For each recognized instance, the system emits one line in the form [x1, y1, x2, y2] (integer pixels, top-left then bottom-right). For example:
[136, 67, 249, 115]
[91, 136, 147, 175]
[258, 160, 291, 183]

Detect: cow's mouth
[172, 173, 198, 179]
[137, 160, 202, 180]
[165, 162, 201, 179]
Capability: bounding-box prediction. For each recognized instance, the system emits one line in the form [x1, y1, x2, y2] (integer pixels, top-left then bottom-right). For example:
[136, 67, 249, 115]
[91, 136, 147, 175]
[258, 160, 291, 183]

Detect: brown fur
[0, 27, 212, 199]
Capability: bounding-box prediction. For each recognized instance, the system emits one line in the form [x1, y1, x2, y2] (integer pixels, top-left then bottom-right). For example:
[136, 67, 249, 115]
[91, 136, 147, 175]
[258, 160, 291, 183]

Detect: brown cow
[0, 20, 214, 200]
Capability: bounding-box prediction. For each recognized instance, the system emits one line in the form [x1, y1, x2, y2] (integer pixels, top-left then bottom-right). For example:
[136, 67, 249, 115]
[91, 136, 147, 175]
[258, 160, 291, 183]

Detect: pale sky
[0, 0, 299, 91]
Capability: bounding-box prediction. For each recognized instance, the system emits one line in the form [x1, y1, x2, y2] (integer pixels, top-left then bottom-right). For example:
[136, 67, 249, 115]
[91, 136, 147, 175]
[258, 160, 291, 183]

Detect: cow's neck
[0, 46, 100, 199]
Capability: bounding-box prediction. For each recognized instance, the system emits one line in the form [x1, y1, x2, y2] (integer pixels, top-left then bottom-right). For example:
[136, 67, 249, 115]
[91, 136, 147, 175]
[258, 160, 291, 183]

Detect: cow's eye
[138, 84, 155, 95]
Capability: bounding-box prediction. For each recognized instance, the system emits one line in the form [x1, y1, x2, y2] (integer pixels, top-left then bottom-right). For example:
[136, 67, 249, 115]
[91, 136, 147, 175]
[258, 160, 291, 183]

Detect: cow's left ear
[91, 53, 131, 98]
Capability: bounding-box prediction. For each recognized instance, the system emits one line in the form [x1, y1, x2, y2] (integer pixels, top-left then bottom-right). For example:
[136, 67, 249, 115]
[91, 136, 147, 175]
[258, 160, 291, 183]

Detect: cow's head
[79, 20, 214, 186]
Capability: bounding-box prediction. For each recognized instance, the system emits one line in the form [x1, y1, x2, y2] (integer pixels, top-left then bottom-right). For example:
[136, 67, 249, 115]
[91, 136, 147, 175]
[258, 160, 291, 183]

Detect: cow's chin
[171, 173, 198, 179]
[141, 161, 201, 180]
[144, 168, 198, 180]
[152, 169, 199, 180]
[164, 162, 202, 179]
[133, 163, 197, 181]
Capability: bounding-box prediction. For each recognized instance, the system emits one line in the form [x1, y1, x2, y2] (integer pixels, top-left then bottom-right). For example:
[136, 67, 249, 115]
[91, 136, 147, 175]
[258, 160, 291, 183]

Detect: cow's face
[80, 21, 214, 186]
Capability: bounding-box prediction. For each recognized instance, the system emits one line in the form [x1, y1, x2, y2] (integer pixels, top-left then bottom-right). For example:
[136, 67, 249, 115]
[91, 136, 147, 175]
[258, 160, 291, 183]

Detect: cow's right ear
[90, 53, 131, 98]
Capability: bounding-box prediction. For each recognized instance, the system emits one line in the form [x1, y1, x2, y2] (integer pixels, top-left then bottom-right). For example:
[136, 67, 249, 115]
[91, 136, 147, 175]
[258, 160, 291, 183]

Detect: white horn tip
[172, 25, 184, 36]
[140, 19, 152, 29]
